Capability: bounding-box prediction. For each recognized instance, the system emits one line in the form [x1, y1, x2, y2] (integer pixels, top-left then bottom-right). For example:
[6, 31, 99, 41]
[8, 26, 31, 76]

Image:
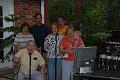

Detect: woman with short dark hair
[14, 22, 34, 52]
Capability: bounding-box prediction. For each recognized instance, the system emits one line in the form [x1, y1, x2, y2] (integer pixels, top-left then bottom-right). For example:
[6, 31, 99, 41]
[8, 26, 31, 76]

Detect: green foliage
[80, 0, 109, 46]
[92, 32, 109, 41]
[4, 14, 20, 22]
[83, 32, 109, 46]
[0, 14, 20, 49]
[80, 0, 107, 34]
[48, 0, 78, 27]
[0, 35, 14, 49]
[48, 0, 120, 46]
[109, 0, 120, 30]
[0, 26, 19, 33]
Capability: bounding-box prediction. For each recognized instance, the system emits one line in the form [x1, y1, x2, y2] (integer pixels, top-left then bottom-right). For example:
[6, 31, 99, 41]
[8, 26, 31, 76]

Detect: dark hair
[58, 16, 66, 21]
[21, 22, 29, 32]
[34, 13, 42, 19]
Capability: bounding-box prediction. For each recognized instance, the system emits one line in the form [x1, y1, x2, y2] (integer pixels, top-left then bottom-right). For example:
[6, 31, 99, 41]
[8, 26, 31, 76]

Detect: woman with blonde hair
[60, 24, 84, 80]
[44, 22, 63, 80]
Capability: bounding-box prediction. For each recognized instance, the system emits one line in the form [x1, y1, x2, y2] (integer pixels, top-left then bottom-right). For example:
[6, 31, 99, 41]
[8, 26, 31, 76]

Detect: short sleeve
[44, 35, 51, 51]
[30, 34, 35, 41]
[15, 49, 23, 59]
[14, 34, 19, 45]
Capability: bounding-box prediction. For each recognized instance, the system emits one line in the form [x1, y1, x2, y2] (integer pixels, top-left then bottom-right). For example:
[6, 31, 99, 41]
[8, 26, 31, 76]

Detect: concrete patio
[0, 68, 15, 80]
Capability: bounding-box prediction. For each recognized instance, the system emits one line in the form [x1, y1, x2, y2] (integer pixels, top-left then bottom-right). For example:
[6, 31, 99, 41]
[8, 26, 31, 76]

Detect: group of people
[13, 13, 85, 80]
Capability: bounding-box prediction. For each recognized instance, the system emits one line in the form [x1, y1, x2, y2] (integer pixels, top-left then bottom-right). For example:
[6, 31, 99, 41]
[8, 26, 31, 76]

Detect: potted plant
[0, 14, 20, 49]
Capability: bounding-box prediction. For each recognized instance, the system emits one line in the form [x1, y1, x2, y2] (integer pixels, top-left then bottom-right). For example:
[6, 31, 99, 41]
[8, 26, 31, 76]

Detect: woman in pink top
[74, 31, 85, 48]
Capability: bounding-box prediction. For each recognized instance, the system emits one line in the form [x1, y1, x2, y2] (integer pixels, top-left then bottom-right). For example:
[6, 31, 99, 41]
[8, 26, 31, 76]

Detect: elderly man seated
[14, 40, 45, 80]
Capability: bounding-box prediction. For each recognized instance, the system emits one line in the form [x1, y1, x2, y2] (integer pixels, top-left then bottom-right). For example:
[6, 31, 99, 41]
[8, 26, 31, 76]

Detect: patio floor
[0, 68, 15, 80]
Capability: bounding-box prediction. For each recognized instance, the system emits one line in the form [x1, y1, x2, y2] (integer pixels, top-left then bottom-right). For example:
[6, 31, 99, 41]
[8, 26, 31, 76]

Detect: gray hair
[27, 40, 36, 45]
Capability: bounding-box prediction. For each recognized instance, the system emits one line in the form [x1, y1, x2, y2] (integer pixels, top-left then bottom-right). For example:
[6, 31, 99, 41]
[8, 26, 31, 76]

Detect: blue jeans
[48, 58, 62, 80]
[62, 60, 73, 80]
[17, 71, 44, 80]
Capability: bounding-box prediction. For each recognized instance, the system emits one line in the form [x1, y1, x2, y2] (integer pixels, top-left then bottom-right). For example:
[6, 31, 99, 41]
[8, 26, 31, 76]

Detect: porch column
[44, 0, 48, 24]
[76, 0, 81, 18]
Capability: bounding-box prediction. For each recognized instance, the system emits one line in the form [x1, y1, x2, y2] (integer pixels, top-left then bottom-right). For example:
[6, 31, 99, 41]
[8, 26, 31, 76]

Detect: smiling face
[27, 41, 36, 54]
[21, 26, 29, 34]
[58, 18, 65, 27]
[67, 27, 74, 38]
[35, 15, 42, 25]
[51, 24, 58, 34]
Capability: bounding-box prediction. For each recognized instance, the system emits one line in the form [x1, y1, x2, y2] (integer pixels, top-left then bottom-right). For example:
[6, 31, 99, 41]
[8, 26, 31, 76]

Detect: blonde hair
[49, 22, 59, 30]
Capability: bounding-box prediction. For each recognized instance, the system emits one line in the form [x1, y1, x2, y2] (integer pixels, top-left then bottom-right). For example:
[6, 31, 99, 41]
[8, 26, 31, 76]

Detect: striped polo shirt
[14, 33, 34, 48]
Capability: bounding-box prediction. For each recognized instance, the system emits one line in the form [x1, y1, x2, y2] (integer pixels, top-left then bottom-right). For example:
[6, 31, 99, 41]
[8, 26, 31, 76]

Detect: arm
[79, 38, 85, 48]
[40, 63, 46, 75]
[44, 36, 50, 51]
[14, 44, 20, 53]
[60, 45, 73, 55]
[75, 38, 85, 48]
[38, 52, 46, 74]
[13, 49, 22, 63]
[80, 42, 85, 48]
[14, 34, 20, 53]
[30, 34, 35, 41]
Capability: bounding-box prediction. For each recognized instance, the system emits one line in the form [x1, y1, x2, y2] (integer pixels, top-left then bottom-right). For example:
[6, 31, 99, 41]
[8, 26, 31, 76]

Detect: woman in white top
[44, 22, 63, 80]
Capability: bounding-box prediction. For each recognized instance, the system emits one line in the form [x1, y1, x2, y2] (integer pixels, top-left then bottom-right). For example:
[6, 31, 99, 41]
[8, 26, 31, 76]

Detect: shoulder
[29, 24, 37, 31]
[46, 34, 54, 40]
[65, 25, 68, 28]
[63, 25, 68, 30]
[60, 36, 68, 43]
[41, 23, 47, 27]
[19, 48, 27, 52]
[58, 34, 63, 37]
[41, 24, 50, 30]
[16, 33, 21, 36]
[62, 36, 68, 40]
[34, 50, 42, 57]
[31, 24, 36, 28]
[47, 34, 53, 38]
[16, 48, 27, 55]
[28, 33, 33, 36]
[58, 34, 63, 39]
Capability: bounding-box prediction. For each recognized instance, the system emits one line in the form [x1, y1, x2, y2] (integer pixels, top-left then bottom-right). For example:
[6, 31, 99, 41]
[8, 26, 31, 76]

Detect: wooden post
[44, 0, 48, 24]
[76, 0, 81, 18]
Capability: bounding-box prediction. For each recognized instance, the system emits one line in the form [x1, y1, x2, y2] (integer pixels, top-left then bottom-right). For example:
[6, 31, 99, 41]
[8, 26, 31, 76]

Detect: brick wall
[14, 0, 41, 27]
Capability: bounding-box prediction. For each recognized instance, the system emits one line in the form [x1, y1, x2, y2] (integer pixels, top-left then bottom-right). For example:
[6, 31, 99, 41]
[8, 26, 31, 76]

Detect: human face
[27, 41, 36, 54]
[67, 28, 74, 38]
[51, 24, 58, 35]
[35, 15, 42, 25]
[22, 26, 28, 34]
[58, 18, 65, 27]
